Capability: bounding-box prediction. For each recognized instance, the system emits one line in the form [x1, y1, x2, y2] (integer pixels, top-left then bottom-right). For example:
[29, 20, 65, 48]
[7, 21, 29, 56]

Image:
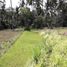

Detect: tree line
[0, 0, 67, 30]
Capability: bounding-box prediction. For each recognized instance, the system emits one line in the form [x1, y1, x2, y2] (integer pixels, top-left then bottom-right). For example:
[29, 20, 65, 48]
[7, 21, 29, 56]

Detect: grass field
[0, 31, 43, 67]
[0, 28, 67, 67]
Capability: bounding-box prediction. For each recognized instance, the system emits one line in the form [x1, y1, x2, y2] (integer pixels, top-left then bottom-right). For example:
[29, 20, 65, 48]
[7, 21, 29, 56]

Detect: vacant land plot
[0, 28, 67, 67]
[0, 29, 21, 42]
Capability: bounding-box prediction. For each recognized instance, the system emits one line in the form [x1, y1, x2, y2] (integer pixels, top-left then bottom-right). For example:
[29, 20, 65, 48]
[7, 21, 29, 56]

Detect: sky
[5, 0, 20, 8]
[0, 0, 46, 9]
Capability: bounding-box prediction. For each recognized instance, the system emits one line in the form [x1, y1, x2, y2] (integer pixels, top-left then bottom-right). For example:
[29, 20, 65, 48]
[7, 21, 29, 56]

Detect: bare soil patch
[0, 29, 21, 42]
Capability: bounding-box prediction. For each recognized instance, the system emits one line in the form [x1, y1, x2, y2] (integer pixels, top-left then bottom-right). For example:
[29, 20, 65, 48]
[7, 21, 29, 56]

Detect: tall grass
[32, 29, 67, 67]
[39, 30, 67, 67]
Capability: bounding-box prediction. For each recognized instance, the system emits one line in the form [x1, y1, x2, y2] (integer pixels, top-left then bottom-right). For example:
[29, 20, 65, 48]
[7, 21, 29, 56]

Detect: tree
[57, 0, 67, 27]
[19, 7, 33, 30]
[45, 0, 61, 28]
[0, 0, 6, 30]
[27, 0, 44, 15]
[20, 0, 25, 7]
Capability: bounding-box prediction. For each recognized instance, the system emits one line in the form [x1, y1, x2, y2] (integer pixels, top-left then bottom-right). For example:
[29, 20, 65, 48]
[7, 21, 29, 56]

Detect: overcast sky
[0, 0, 47, 8]
[5, 0, 20, 8]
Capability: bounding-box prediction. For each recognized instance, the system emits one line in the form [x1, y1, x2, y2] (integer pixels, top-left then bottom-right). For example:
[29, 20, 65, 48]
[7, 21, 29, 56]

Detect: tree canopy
[0, 0, 67, 30]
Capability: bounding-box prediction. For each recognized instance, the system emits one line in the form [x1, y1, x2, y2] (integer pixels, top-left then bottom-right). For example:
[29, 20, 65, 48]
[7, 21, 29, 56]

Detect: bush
[32, 15, 44, 29]
[20, 7, 33, 30]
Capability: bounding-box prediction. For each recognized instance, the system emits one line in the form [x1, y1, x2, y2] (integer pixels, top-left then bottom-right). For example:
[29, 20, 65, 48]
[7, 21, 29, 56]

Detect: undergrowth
[32, 30, 67, 67]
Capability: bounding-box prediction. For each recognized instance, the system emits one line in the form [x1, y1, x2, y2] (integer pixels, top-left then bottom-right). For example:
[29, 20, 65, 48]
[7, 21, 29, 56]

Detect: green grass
[0, 31, 43, 67]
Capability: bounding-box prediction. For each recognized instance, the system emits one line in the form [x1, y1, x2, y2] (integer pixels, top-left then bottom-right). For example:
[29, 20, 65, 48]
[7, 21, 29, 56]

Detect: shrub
[32, 15, 44, 29]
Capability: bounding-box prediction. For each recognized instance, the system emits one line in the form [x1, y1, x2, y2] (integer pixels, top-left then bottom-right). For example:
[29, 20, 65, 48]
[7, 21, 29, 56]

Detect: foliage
[0, 0, 67, 30]
[36, 29, 67, 67]
[20, 7, 33, 30]
[32, 15, 44, 29]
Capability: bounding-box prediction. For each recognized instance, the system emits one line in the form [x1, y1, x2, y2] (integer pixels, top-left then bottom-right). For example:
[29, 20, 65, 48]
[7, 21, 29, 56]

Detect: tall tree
[45, 0, 58, 28]
[20, 0, 25, 7]
[27, 0, 44, 15]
